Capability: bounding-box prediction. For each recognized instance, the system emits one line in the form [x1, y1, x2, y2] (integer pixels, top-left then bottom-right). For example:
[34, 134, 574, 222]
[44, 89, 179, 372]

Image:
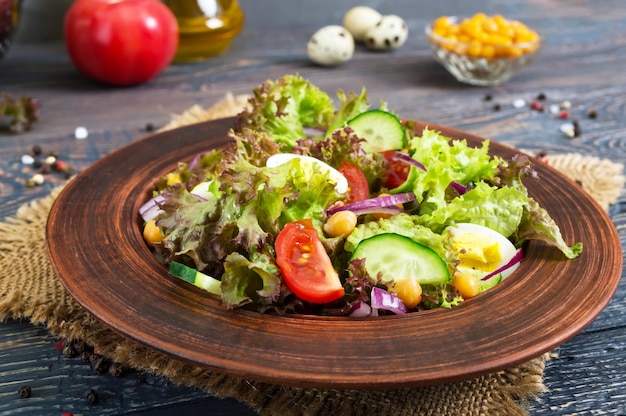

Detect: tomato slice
[337, 161, 369, 203]
[382, 150, 410, 189]
[275, 220, 345, 304]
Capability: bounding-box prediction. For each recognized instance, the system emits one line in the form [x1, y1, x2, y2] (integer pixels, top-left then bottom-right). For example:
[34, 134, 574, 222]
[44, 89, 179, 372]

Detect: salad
[139, 74, 582, 317]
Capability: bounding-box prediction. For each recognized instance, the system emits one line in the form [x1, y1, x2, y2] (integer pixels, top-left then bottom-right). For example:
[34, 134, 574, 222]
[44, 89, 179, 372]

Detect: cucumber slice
[347, 109, 405, 153]
[169, 261, 221, 296]
[479, 273, 502, 293]
[351, 233, 450, 285]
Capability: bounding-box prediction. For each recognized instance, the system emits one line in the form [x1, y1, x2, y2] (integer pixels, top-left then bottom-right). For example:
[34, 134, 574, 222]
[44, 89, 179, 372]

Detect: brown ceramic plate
[47, 117, 622, 389]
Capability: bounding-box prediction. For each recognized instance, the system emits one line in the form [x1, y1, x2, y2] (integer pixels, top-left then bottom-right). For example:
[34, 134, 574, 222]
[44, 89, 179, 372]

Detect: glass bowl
[425, 15, 541, 86]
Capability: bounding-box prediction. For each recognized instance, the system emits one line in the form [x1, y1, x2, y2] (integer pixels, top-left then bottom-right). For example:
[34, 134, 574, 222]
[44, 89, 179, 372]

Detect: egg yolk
[453, 232, 502, 272]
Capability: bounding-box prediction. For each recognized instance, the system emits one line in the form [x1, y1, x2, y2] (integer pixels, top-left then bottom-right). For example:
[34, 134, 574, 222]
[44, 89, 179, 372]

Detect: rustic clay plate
[47, 117, 622, 389]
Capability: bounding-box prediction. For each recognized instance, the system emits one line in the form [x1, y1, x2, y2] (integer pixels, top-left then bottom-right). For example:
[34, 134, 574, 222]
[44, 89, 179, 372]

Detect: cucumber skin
[350, 233, 450, 285]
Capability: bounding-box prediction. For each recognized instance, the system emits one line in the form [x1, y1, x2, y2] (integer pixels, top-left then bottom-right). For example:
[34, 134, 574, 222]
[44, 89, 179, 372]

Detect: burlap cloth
[1, 94, 624, 416]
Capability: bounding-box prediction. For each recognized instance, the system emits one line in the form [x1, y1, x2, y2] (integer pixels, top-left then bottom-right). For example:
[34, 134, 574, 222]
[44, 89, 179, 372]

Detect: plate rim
[46, 117, 623, 389]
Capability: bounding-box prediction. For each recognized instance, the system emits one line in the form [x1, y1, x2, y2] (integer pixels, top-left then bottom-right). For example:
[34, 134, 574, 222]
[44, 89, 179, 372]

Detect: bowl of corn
[426, 13, 541, 86]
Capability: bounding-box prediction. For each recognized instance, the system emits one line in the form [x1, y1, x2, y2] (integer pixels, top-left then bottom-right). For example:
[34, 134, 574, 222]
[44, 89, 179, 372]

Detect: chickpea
[324, 210, 357, 238]
[393, 279, 423, 309]
[143, 220, 164, 245]
[453, 272, 480, 298]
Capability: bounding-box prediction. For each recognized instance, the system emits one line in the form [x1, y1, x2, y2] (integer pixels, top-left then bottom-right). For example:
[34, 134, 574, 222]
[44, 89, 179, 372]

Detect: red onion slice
[349, 301, 373, 317]
[139, 194, 165, 222]
[449, 180, 468, 195]
[387, 151, 427, 171]
[370, 287, 408, 315]
[327, 192, 416, 216]
[481, 248, 524, 281]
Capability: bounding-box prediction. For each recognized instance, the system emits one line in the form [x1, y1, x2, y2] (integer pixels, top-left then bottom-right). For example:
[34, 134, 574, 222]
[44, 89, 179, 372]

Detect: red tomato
[382, 150, 410, 188]
[275, 220, 345, 304]
[337, 161, 369, 203]
[64, 0, 178, 86]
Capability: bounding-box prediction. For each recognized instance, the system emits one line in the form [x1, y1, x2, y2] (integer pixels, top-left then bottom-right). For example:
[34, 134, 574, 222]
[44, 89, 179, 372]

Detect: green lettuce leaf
[416, 181, 529, 237]
[233, 74, 335, 148]
[516, 199, 583, 259]
[220, 252, 282, 308]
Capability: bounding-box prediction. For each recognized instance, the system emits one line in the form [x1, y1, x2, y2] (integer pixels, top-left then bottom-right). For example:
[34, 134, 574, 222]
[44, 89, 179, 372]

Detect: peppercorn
[80, 350, 92, 363]
[145, 122, 155, 132]
[109, 362, 123, 377]
[17, 385, 32, 398]
[92, 355, 110, 374]
[483, 93, 492, 101]
[31, 145, 42, 156]
[24, 177, 38, 188]
[530, 100, 544, 111]
[63, 343, 78, 358]
[64, 166, 78, 179]
[53, 160, 67, 172]
[558, 110, 569, 119]
[572, 119, 582, 136]
[587, 108, 598, 119]
[72, 340, 87, 354]
[54, 338, 65, 352]
[492, 103, 501, 111]
[536, 92, 546, 100]
[85, 389, 99, 405]
[32, 158, 43, 169]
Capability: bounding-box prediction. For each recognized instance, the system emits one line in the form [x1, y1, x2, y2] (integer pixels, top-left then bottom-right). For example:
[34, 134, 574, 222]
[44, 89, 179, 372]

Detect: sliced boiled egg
[446, 223, 520, 280]
[265, 153, 349, 194]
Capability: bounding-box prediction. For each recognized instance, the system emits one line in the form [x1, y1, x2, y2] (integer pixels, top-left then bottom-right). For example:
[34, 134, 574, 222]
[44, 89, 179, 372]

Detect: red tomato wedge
[382, 150, 410, 188]
[275, 220, 344, 304]
[337, 161, 369, 203]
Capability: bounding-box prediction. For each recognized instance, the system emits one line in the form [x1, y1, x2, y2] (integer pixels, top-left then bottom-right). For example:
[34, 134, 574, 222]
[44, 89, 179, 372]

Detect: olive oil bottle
[163, 0, 244, 63]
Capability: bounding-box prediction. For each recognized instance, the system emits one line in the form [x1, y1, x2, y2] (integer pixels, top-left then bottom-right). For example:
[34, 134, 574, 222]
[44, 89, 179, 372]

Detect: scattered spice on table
[17, 385, 32, 399]
[109, 362, 124, 377]
[484, 92, 597, 138]
[85, 389, 99, 405]
[21, 145, 78, 187]
[74, 126, 89, 139]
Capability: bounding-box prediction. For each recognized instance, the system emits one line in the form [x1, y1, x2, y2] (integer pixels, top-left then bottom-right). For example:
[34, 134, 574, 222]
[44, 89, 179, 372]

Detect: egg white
[446, 223, 520, 280]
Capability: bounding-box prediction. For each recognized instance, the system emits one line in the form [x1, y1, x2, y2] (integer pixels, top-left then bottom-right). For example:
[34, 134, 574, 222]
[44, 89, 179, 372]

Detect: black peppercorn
[31, 145, 42, 156]
[109, 362, 123, 377]
[587, 108, 598, 119]
[63, 344, 78, 358]
[492, 103, 501, 111]
[572, 119, 582, 136]
[145, 122, 155, 132]
[483, 93, 492, 101]
[64, 165, 78, 179]
[80, 351, 92, 363]
[85, 389, 99, 405]
[92, 355, 110, 374]
[18, 385, 32, 398]
[536, 92, 547, 100]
